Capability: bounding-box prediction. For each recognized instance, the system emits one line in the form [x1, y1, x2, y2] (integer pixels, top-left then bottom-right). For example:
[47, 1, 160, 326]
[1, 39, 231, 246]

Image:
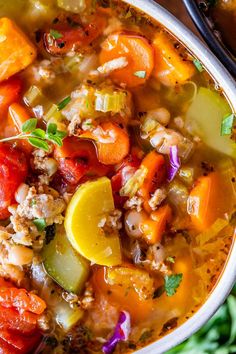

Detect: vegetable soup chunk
[0, 0, 234, 353]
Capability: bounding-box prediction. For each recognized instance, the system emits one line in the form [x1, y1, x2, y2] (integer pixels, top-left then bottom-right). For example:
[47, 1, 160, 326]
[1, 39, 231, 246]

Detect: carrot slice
[138, 151, 166, 213]
[188, 172, 226, 231]
[99, 32, 154, 87]
[7, 103, 33, 153]
[80, 122, 130, 165]
[140, 204, 172, 244]
[0, 288, 46, 315]
[152, 32, 195, 86]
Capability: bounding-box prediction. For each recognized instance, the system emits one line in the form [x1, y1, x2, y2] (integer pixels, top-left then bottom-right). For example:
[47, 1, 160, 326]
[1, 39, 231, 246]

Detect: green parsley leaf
[56, 130, 67, 139]
[166, 256, 175, 264]
[33, 218, 47, 232]
[31, 128, 46, 139]
[164, 273, 183, 296]
[57, 96, 71, 111]
[50, 29, 63, 39]
[28, 137, 49, 151]
[134, 70, 146, 78]
[47, 134, 63, 147]
[193, 58, 204, 72]
[221, 113, 235, 136]
[47, 123, 57, 135]
[22, 118, 37, 133]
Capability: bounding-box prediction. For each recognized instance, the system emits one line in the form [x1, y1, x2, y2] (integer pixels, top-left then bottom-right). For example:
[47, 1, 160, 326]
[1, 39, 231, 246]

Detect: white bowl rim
[122, 1, 236, 353]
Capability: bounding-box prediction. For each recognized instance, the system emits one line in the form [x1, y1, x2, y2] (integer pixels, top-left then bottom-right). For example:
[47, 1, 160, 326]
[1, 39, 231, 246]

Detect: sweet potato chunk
[0, 18, 37, 82]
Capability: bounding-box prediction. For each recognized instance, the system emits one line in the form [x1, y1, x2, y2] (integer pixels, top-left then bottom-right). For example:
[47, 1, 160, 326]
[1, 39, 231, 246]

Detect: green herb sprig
[0, 118, 67, 151]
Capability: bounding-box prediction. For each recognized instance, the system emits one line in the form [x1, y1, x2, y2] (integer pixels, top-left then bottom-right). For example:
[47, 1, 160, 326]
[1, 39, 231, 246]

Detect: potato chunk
[0, 18, 37, 81]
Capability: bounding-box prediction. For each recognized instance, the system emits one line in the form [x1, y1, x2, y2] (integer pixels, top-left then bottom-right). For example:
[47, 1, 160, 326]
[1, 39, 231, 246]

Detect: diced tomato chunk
[0, 330, 41, 353]
[0, 306, 37, 334]
[0, 77, 22, 120]
[43, 15, 106, 56]
[0, 144, 28, 219]
[54, 137, 111, 185]
[0, 338, 20, 354]
[0, 288, 46, 315]
[111, 154, 141, 207]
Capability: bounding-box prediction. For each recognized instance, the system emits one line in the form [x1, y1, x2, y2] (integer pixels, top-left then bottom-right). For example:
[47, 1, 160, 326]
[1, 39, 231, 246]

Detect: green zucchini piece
[42, 226, 89, 294]
[185, 87, 236, 158]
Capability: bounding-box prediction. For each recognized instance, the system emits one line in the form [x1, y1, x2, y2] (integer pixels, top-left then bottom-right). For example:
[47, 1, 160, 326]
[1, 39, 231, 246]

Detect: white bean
[44, 158, 58, 177]
[8, 245, 34, 266]
[125, 210, 147, 238]
[146, 107, 171, 126]
[15, 183, 29, 204]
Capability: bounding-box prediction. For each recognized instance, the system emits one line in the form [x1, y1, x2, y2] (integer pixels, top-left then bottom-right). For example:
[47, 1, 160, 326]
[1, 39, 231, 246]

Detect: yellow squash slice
[65, 177, 122, 266]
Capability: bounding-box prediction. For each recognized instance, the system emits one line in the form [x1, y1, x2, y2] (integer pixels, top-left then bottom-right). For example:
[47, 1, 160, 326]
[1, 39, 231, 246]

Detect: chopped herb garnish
[0, 119, 67, 152]
[221, 113, 235, 136]
[134, 70, 146, 78]
[33, 218, 47, 232]
[164, 273, 183, 296]
[166, 256, 175, 264]
[57, 96, 71, 111]
[193, 58, 204, 72]
[49, 29, 63, 39]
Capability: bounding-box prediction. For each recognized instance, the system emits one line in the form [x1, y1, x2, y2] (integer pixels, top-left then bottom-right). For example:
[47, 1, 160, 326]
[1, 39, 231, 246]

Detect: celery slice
[57, 0, 86, 13]
[42, 226, 89, 294]
[185, 87, 236, 158]
[55, 300, 84, 331]
[44, 104, 63, 122]
[95, 90, 127, 113]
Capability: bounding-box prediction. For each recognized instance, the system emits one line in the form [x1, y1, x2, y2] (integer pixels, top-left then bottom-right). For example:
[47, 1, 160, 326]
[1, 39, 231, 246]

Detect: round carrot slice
[99, 32, 154, 87]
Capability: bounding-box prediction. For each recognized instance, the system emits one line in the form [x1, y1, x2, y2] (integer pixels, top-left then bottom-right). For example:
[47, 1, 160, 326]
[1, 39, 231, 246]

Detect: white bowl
[123, 1, 236, 353]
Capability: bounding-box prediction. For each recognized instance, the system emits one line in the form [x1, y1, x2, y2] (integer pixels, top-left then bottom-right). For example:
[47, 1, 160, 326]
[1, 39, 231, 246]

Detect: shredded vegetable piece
[196, 218, 229, 246]
[120, 165, 148, 197]
[102, 311, 131, 354]
[167, 145, 181, 182]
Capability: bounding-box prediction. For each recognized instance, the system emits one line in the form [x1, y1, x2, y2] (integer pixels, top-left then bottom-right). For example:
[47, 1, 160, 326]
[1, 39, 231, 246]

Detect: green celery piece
[42, 226, 89, 294]
[55, 300, 84, 331]
[185, 87, 236, 158]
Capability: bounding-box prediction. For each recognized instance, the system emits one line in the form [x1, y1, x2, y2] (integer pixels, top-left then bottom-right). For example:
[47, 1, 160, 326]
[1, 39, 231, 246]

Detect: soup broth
[0, 1, 234, 353]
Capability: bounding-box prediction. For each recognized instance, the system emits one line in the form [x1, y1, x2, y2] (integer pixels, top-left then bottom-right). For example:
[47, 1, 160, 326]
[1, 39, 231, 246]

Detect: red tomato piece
[0, 338, 20, 354]
[0, 306, 37, 334]
[0, 330, 41, 353]
[0, 77, 22, 120]
[54, 137, 111, 185]
[43, 15, 106, 56]
[111, 154, 141, 207]
[0, 288, 46, 315]
[0, 144, 28, 219]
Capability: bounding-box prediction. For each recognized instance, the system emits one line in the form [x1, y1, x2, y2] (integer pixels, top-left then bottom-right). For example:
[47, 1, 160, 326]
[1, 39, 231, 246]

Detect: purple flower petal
[167, 145, 181, 182]
[102, 311, 131, 354]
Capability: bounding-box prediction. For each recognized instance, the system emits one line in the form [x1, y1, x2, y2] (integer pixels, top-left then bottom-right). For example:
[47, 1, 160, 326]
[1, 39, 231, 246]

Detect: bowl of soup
[183, 0, 236, 77]
[0, 0, 235, 353]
